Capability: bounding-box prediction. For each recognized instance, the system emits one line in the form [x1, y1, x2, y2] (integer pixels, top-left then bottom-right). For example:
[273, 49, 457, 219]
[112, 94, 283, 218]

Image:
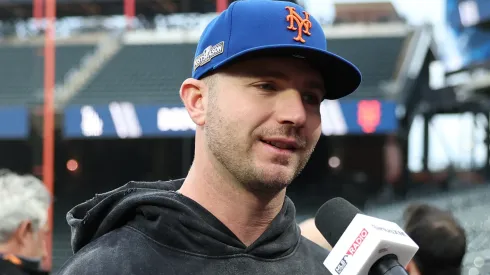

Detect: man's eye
[302, 93, 322, 105]
[256, 83, 277, 91]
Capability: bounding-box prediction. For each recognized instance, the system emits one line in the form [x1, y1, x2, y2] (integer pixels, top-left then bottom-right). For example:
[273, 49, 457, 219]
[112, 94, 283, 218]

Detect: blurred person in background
[298, 218, 332, 250]
[56, 0, 361, 274]
[384, 134, 402, 186]
[0, 170, 50, 275]
[403, 203, 466, 275]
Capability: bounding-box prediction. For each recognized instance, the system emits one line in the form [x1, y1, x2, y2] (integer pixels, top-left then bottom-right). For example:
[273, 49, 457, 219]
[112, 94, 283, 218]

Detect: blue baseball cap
[192, 0, 362, 100]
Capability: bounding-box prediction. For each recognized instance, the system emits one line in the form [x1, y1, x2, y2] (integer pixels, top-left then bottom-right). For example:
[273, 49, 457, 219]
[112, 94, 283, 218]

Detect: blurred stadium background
[0, 0, 489, 273]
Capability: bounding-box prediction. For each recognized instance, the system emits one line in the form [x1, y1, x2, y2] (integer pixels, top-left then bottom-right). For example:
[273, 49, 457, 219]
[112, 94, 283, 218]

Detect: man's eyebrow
[247, 70, 325, 93]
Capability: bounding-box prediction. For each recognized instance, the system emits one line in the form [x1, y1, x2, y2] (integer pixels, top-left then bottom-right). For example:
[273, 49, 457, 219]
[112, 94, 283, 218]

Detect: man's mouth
[261, 138, 300, 151]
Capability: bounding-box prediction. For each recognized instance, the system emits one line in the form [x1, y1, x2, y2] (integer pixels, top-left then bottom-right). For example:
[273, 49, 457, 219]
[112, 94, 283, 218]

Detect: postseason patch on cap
[193, 41, 225, 71]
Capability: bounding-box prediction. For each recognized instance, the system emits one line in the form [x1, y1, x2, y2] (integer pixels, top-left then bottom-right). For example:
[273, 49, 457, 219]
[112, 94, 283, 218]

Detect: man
[0, 170, 50, 275]
[57, 1, 361, 274]
[403, 203, 466, 275]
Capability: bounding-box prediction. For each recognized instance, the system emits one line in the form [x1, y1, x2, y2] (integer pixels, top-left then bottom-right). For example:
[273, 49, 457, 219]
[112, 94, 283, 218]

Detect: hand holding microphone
[314, 198, 419, 275]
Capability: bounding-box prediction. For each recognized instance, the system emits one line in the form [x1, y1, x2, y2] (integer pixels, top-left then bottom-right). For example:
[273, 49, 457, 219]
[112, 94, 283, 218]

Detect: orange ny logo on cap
[285, 6, 312, 43]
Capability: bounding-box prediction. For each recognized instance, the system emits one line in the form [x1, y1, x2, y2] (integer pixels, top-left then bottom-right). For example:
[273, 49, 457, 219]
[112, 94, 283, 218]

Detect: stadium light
[67, 159, 79, 172]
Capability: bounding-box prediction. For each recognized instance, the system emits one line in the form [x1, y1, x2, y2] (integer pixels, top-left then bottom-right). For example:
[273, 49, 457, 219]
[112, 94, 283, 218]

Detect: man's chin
[245, 181, 290, 197]
[245, 169, 297, 194]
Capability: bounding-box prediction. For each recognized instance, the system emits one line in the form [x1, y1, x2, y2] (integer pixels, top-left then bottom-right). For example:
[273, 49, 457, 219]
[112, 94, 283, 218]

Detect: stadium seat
[70, 44, 196, 105]
[0, 45, 95, 105]
[69, 36, 405, 105]
[326, 37, 405, 99]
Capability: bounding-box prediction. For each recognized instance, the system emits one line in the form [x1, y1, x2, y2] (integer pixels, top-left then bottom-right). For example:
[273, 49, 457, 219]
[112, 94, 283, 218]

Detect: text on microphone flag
[346, 228, 368, 256]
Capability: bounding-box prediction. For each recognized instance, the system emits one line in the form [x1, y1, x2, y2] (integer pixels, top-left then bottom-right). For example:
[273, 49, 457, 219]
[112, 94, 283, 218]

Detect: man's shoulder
[56, 226, 165, 275]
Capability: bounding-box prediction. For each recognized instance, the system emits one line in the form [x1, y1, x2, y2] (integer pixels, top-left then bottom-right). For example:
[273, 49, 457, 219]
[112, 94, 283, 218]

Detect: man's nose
[275, 90, 307, 127]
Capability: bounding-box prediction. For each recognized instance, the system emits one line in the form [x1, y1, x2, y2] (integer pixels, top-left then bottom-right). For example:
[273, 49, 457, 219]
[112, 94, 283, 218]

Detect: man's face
[19, 220, 49, 260]
[204, 56, 324, 193]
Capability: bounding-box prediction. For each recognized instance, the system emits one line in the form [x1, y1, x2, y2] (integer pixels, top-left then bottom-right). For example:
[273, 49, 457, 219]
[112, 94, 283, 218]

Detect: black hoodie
[0, 254, 49, 275]
[56, 179, 331, 275]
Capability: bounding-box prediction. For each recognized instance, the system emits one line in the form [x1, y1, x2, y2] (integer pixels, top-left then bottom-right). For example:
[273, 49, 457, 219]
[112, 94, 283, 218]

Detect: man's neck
[179, 152, 286, 246]
[0, 243, 18, 257]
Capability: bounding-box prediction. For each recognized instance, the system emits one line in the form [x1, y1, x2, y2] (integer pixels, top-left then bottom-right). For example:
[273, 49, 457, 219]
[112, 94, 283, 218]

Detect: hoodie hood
[67, 179, 301, 259]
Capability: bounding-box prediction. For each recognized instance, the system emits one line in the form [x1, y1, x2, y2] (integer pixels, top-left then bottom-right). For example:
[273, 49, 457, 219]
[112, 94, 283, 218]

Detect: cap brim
[208, 44, 362, 100]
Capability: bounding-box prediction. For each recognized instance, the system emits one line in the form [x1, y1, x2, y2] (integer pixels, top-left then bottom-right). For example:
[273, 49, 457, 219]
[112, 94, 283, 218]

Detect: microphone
[314, 198, 419, 275]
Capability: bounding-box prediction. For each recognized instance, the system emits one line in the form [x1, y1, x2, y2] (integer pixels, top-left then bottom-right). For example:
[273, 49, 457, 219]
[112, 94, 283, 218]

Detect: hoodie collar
[67, 179, 301, 259]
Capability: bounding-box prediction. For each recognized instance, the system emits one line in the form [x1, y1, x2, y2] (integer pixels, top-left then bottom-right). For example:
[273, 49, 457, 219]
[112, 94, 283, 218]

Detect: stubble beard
[204, 100, 315, 195]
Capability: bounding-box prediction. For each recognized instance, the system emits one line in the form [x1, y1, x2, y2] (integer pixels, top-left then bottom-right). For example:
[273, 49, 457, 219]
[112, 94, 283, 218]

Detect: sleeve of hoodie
[55, 243, 122, 275]
[56, 227, 176, 275]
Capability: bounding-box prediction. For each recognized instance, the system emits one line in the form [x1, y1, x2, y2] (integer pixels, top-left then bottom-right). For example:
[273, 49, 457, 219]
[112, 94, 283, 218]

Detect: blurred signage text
[0, 106, 29, 139]
[63, 100, 398, 139]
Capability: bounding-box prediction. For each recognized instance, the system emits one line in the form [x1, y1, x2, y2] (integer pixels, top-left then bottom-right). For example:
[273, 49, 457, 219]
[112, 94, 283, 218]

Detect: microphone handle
[368, 254, 409, 275]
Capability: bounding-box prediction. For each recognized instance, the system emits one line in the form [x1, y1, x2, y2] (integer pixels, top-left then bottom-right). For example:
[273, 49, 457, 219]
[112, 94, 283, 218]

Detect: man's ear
[13, 221, 33, 245]
[180, 78, 208, 126]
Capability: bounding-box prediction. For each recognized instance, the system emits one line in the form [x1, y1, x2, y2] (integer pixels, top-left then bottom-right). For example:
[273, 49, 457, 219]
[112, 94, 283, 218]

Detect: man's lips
[260, 137, 301, 151]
